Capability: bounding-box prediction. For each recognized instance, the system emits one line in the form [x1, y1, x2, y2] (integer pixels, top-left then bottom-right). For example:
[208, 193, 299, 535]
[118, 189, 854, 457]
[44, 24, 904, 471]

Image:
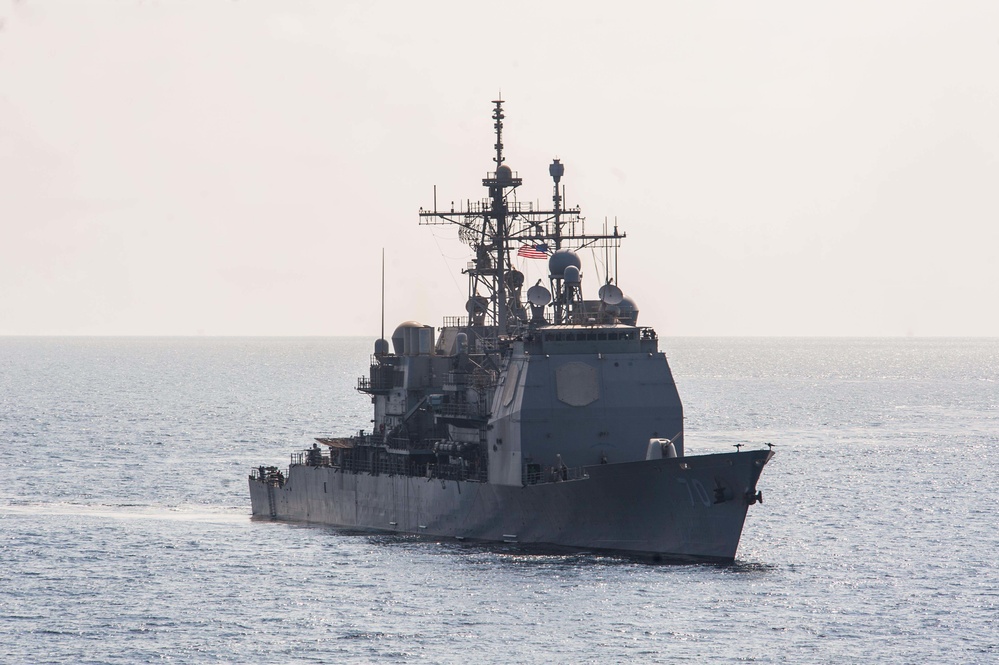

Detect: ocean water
[1, 337, 996, 664]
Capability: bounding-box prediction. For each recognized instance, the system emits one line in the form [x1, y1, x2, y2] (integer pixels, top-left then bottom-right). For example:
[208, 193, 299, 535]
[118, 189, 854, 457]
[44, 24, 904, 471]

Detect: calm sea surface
[1, 337, 996, 664]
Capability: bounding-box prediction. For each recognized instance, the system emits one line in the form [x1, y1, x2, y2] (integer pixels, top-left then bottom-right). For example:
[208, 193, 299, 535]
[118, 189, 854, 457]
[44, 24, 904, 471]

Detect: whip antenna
[381, 248, 385, 341]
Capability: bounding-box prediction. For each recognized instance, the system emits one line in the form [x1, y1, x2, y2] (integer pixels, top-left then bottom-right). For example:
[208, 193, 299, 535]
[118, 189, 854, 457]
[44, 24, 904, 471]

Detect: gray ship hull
[249, 449, 772, 562]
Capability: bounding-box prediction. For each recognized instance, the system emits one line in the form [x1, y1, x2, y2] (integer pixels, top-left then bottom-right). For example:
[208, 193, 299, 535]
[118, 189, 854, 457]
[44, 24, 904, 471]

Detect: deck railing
[522, 465, 589, 486]
[434, 402, 489, 419]
[284, 447, 487, 482]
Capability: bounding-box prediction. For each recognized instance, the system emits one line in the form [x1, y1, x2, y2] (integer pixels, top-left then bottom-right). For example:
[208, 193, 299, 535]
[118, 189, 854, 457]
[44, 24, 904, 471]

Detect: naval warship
[249, 100, 774, 562]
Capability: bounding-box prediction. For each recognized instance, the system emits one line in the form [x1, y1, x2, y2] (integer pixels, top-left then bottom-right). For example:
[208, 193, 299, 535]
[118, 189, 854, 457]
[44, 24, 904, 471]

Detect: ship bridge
[524, 324, 659, 355]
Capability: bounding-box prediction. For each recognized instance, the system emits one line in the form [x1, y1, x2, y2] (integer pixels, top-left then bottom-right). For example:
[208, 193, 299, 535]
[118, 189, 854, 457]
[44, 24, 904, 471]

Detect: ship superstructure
[249, 100, 773, 562]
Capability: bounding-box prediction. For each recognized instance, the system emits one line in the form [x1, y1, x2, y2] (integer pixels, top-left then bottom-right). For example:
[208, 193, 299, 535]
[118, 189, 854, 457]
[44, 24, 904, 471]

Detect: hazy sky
[2, 0, 997, 337]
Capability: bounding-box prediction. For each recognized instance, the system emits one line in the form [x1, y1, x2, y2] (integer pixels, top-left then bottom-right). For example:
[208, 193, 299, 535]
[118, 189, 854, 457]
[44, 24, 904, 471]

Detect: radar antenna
[493, 97, 505, 167]
[381, 248, 385, 341]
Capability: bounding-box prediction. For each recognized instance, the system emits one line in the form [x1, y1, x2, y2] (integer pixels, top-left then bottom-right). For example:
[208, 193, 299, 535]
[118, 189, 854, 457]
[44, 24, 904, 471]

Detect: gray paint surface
[250, 449, 771, 561]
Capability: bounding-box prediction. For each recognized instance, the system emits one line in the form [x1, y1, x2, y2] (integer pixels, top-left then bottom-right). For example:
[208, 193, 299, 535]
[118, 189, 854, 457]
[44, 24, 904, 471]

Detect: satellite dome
[496, 165, 513, 185]
[548, 249, 581, 278]
[563, 265, 581, 284]
[617, 296, 640, 325]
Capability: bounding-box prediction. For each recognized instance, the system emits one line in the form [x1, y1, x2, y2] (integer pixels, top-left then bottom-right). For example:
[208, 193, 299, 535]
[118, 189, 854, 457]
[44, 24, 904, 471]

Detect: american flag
[517, 243, 549, 259]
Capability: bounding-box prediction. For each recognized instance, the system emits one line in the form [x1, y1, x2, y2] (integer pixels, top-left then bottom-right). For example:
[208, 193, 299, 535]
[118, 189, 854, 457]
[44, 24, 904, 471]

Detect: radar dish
[507, 270, 525, 289]
[465, 297, 488, 315]
[598, 283, 624, 305]
[527, 284, 552, 306]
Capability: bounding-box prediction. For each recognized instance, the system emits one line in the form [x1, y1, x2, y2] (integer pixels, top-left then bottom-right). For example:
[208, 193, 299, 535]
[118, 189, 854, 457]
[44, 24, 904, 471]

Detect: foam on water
[1, 502, 247, 523]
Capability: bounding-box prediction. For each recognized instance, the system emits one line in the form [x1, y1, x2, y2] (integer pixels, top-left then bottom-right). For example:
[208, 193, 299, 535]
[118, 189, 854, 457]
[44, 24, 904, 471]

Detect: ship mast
[418, 100, 625, 333]
[550, 158, 564, 251]
[484, 98, 519, 335]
